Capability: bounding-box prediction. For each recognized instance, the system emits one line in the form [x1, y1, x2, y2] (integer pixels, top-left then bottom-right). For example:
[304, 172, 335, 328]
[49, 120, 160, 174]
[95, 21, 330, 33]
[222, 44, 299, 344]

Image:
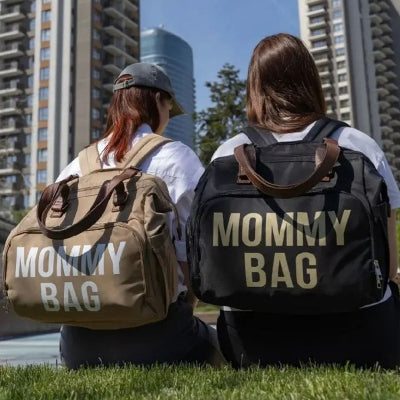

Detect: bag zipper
[374, 259, 383, 290]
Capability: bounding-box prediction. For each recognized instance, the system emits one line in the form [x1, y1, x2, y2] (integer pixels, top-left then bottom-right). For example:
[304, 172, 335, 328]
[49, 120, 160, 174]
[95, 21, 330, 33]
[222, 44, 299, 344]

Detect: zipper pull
[374, 260, 383, 289]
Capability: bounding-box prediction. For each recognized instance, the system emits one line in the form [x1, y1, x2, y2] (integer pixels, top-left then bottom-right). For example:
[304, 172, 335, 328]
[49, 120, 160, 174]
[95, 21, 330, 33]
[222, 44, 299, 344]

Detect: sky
[141, 0, 300, 112]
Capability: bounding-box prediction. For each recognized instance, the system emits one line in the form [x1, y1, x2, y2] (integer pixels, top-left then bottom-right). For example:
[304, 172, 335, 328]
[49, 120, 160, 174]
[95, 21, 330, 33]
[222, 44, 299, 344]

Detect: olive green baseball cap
[113, 62, 185, 118]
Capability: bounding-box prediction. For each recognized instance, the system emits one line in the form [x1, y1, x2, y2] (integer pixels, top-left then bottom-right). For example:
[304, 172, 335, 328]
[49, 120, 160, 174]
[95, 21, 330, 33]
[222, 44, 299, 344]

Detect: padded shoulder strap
[78, 144, 102, 175]
[116, 134, 173, 169]
[242, 126, 277, 146]
[302, 117, 349, 143]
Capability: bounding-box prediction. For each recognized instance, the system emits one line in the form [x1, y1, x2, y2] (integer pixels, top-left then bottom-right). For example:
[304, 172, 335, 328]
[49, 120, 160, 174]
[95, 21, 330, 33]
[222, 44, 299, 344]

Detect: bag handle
[234, 138, 340, 199]
[37, 167, 140, 239]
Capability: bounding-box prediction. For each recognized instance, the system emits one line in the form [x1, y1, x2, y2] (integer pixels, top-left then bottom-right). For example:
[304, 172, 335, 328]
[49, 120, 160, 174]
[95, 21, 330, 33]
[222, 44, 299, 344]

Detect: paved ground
[0, 332, 61, 367]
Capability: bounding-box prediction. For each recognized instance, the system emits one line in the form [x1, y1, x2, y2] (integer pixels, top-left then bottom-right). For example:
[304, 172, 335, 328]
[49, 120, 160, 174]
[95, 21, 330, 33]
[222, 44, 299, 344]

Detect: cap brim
[170, 99, 185, 118]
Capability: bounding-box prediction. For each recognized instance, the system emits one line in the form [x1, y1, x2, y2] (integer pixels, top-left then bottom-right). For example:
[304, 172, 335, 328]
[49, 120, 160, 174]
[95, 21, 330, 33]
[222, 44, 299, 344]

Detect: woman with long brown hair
[212, 33, 400, 368]
[57, 63, 223, 368]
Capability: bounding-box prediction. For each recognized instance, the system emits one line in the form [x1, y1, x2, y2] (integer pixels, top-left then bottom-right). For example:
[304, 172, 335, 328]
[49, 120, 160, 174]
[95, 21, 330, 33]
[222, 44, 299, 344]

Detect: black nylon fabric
[187, 119, 390, 314]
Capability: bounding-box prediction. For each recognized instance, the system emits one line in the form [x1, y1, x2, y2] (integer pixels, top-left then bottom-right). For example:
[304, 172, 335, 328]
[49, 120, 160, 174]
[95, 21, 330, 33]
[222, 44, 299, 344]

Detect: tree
[194, 64, 246, 165]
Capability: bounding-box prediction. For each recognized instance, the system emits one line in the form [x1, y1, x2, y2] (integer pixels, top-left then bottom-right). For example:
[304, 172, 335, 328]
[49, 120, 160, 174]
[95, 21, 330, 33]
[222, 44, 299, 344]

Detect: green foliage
[194, 64, 246, 165]
[11, 209, 29, 223]
[0, 365, 400, 399]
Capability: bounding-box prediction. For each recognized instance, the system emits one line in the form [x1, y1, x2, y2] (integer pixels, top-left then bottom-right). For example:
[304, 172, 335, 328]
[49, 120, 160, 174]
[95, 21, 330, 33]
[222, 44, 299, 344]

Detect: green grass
[0, 365, 399, 400]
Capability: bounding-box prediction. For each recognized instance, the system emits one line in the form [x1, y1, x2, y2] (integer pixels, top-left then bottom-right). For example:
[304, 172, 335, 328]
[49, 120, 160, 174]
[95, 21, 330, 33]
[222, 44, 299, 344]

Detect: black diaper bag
[187, 118, 391, 314]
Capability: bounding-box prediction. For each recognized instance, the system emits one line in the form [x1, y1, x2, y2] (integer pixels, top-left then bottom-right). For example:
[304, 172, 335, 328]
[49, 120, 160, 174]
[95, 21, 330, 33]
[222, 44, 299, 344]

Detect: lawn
[0, 364, 399, 400]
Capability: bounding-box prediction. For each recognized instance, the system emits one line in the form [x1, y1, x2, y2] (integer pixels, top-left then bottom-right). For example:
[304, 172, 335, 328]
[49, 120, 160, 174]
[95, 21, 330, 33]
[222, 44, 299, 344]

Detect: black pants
[60, 299, 224, 369]
[217, 282, 400, 369]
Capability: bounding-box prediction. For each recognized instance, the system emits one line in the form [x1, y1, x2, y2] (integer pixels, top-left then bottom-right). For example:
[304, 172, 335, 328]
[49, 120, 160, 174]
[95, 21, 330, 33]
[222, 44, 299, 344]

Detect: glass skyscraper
[141, 27, 195, 148]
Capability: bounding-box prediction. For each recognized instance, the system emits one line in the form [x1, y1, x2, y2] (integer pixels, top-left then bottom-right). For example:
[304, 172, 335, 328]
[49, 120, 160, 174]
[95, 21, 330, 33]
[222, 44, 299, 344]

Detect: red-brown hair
[100, 75, 171, 164]
[247, 33, 326, 133]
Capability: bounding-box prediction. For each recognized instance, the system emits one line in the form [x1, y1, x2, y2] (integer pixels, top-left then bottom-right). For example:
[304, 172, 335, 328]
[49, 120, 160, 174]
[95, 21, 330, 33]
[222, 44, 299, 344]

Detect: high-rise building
[0, 0, 140, 211]
[141, 27, 195, 148]
[298, 0, 400, 181]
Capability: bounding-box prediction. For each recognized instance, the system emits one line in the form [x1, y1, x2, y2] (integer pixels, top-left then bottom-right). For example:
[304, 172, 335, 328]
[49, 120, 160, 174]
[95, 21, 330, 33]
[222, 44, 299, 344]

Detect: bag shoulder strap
[242, 126, 277, 146]
[116, 134, 173, 169]
[302, 117, 349, 143]
[78, 144, 102, 175]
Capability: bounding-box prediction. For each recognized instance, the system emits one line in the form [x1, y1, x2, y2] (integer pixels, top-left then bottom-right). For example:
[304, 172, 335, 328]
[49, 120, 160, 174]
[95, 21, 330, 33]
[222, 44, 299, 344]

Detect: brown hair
[100, 75, 171, 164]
[247, 33, 326, 133]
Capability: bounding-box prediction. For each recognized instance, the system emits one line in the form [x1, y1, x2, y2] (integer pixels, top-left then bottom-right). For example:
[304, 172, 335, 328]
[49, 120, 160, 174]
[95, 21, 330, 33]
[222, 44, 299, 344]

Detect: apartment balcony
[103, 20, 138, 48]
[122, 0, 138, 14]
[0, 118, 23, 136]
[387, 95, 399, 103]
[379, 112, 391, 123]
[385, 70, 397, 80]
[0, 80, 22, 96]
[0, 42, 24, 58]
[103, 37, 136, 63]
[377, 87, 390, 97]
[103, 55, 125, 75]
[374, 61, 386, 73]
[392, 145, 400, 158]
[371, 26, 383, 36]
[382, 46, 394, 56]
[370, 14, 383, 25]
[0, 181, 19, 195]
[386, 82, 398, 92]
[382, 59, 395, 68]
[376, 75, 388, 85]
[0, 4, 26, 23]
[0, 162, 20, 175]
[0, 99, 23, 116]
[372, 37, 385, 48]
[103, 82, 114, 93]
[369, 2, 381, 13]
[378, 0, 390, 10]
[380, 11, 390, 22]
[307, 6, 326, 18]
[0, 61, 22, 78]
[103, 1, 138, 31]
[0, 23, 25, 40]
[0, 139, 22, 154]
[379, 100, 391, 110]
[373, 49, 385, 61]
[381, 126, 394, 135]
[387, 107, 400, 116]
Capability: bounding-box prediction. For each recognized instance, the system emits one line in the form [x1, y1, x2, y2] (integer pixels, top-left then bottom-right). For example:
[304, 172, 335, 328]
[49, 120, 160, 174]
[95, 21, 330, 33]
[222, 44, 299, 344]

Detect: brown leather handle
[37, 167, 140, 239]
[234, 138, 340, 199]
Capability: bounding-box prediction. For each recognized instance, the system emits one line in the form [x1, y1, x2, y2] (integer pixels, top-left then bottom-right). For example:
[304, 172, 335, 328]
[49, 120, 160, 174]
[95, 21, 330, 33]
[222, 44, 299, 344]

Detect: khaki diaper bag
[2, 134, 179, 329]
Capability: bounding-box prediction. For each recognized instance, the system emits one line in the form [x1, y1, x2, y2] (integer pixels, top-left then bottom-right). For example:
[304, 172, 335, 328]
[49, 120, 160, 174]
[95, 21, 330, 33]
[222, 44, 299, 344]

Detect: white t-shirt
[57, 123, 205, 298]
[212, 122, 400, 310]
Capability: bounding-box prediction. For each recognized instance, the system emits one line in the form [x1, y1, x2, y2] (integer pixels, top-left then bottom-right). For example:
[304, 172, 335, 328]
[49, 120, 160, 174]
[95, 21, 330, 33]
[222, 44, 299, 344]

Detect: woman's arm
[388, 210, 399, 280]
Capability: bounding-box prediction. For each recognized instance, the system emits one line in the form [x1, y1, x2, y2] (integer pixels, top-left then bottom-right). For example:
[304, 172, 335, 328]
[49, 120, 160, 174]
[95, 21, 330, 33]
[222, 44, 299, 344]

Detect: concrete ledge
[0, 306, 59, 339]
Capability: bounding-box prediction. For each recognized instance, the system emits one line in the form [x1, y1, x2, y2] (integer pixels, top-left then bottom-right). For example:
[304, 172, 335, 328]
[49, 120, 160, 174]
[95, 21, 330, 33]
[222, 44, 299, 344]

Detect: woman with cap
[57, 62, 224, 368]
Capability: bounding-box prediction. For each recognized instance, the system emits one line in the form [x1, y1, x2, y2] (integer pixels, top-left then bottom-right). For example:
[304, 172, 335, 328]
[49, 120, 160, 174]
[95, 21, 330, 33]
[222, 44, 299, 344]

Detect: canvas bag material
[3, 134, 179, 329]
[187, 118, 390, 314]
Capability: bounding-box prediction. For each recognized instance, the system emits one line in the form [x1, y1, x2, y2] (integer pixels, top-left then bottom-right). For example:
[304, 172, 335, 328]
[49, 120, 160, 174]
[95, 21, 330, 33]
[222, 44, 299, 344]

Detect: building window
[40, 67, 50, 80]
[309, 16, 324, 24]
[39, 87, 49, 100]
[40, 47, 50, 60]
[333, 10, 342, 19]
[93, 49, 101, 60]
[37, 169, 47, 183]
[92, 129, 101, 139]
[92, 68, 101, 80]
[36, 191, 42, 202]
[25, 153, 31, 166]
[93, 11, 101, 23]
[338, 73, 347, 82]
[312, 40, 327, 48]
[41, 10, 51, 22]
[333, 22, 343, 32]
[30, 1, 36, 13]
[336, 47, 345, 56]
[27, 94, 33, 107]
[37, 148, 47, 162]
[93, 29, 101, 41]
[341, 112, 350, 120]
[337, 60, 346, 69]
[28, 56, 34, 69]
[26, 114, 32, 126]
[39, 107, 49, 121]
[42, 0, 52, 3]
[339, 86, 348, 94]
[38, 128, 48, 141]
[27, 74, 34, 87]
[311, 28, 325, 36]
[29, 37, 35, 50]
[332, 0, 341, 7]
[29, 18, 35, 31]
[309, 4, 324, 12]
[340, 99, 349, 108]
[23, 195, 30, 208]
[92, 108, 101, 120]
[92, 88, 100, 99]
[334, 35, 344, 44]
[25, 134, 31, 147]
[41, 29, 51, 41]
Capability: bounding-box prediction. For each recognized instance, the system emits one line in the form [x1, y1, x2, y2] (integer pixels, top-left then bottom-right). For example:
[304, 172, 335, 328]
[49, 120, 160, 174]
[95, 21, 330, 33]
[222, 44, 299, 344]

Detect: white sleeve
[377, 156, 400, 209]
[55, 157, 82, 182]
